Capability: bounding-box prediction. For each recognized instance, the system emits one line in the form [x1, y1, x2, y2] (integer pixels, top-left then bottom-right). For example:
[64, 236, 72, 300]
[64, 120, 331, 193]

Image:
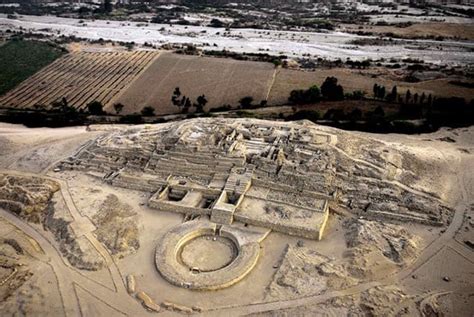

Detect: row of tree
[34, 97, 159, 118]
[286, 77, 440, 108]
[373, 84, 433, 105]
[284, 76, 473, 130]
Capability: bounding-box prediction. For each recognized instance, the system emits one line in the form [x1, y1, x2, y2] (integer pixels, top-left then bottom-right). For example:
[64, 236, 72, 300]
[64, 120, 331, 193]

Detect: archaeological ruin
[52, 118, 452, 291]
[1, 117, 471, 316]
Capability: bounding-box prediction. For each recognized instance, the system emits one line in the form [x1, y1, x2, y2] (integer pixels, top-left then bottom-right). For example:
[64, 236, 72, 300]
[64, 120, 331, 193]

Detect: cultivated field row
[2, 50, 471, 116]
[0, 50, 159, 110]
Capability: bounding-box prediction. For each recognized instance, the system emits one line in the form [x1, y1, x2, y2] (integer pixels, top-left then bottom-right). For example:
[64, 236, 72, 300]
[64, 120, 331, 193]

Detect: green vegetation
[283, 76, 474, 133]
[113, 103, 124, 115]
[171, 87, 208, 113]
[321, 77, 344, 101]
[0, 39, 65, 96]
[120, 113, 143, 124]
[286, 110, 320, 122]
[141, 106, 155, 116]
[87, 101, 105, 115]
[288, 77, 343, 105]
[195, 95, 208, 113]
[209, 105, 231, 112]
[239, 96, 254, 109]
[103, 0, 113, 14]
[288, 85, 320, 105]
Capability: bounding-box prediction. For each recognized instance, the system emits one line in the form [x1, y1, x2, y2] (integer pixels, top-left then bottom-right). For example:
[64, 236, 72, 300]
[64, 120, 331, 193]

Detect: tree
[52, 97, 70, 113]
[103, 0, 112, 13]
[195, 95, 208, 112]
[346, 90, 366, 100]
[373, 106, 385, 117]
[141, 106, 155, 116]
[392, 86, 398, 95]
[184, 97, 192, 112]
[323, 108, 345, 121]
[348, 108, 362, 122]
[209, 18, 225, 28]
[171, 87, 181, 107]
[379, 86, 386, 100]
[386, 86, 397, 102]
[405, 89, 412, 104]
[321, 77, 344, 101]
[61, 97, 68, 109]
[289, 90, 306, 104]
[307, 85, 321, 102]
[420, 92, 426, 104]
[113, 103, 124, 115]
[289, 85, 321, 105]
[272, 59, 282, 68]
[171, 87, 194, 113]
[87, 101, 104, 115]
[239, 96, 254, 109]
[373, 83, 379, 98]
[413, 93, 419, 104]
[361, 60, 371, 68]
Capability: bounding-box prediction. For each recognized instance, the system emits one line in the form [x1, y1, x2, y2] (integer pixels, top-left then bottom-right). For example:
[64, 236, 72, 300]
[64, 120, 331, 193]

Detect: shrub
[288, 85, 320, 105]
[119, 113, 143, 124]
[141, 106, 155, 116]
[345, 90, 366, 100]
[209, 18, 225, 28]
[239, 96, 254, 109]
[113, 103, 124, 115]
[87, 101, 104, 115]
[209, 105, 231, 112]
[323, 108, 345, 121]
[286, 110, 320, 123]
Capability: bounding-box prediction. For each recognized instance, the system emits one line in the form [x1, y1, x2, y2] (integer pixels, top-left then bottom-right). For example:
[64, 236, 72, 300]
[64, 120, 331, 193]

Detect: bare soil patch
[341, 22, 474, 40]
[112, 52, 275, 115]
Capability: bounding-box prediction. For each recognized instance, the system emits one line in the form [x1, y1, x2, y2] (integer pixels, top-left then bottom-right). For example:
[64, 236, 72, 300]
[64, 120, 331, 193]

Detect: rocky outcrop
[92, 194, 139, 258]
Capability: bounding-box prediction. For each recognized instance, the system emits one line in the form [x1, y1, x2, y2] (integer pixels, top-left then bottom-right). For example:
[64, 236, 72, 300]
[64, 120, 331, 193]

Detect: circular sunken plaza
[155, 220, 266, 290]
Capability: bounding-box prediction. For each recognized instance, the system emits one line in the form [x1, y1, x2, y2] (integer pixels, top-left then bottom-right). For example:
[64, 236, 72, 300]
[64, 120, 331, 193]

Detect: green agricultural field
[0, 39, 65, 96]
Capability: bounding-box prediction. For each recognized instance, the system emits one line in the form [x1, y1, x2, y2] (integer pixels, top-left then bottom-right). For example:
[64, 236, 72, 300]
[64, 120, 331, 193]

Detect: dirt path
[0, 208, 146, 316]
[0, 169, 144, 316]
[265, 68, 278, 102]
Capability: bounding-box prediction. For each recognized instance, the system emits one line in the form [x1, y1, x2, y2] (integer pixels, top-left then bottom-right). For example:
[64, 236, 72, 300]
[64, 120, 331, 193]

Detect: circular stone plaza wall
[155, 221, 261, 290]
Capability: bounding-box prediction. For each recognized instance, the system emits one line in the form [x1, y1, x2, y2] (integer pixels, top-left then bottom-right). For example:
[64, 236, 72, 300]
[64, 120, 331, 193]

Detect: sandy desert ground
[0, 118, 472, 316]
